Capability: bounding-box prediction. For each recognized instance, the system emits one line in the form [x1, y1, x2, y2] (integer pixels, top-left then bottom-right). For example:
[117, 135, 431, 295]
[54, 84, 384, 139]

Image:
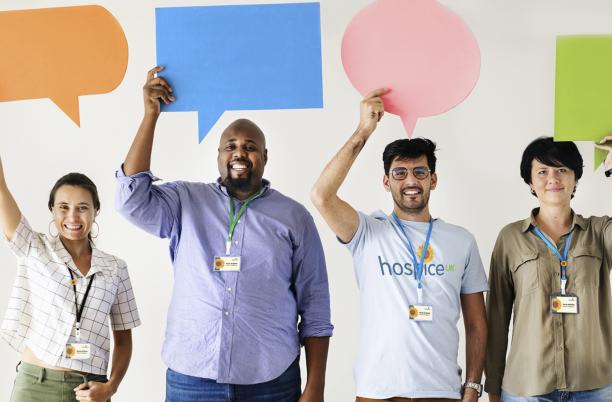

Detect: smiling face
[217, 120, 267, 198]
[383, 155, 437, 216]
[529, 159, 576, 207]
[51, 185, 97, 241]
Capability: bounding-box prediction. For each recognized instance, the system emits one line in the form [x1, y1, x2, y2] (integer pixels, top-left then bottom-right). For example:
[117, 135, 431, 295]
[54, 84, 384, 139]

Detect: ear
[263, 148, 268, 165]
[383, 174, 390, 192]
[430, 172, 438, 190]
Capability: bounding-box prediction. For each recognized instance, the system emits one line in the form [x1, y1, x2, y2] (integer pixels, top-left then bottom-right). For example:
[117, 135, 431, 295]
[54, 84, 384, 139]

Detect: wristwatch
[463, 381, 483, 398]
[605, 168, 612, 177]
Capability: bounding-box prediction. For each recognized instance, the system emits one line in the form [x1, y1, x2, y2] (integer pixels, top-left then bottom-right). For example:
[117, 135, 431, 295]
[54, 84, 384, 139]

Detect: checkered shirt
[1, 216, 141, 374]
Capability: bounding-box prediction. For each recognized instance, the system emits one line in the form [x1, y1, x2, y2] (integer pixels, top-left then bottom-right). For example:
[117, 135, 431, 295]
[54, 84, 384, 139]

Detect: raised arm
[0, 157, 22, 240]
[123, 66, 175, 175]
[310, 88, 388, 243]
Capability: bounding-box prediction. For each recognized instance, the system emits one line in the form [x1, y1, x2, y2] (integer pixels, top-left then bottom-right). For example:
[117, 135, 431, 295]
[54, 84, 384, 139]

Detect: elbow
[310, 185, 332, 211]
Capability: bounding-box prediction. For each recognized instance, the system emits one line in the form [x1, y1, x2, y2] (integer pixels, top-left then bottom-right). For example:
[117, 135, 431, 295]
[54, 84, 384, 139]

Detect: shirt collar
[215, 178, 271, 199]
[521, 208, 587, 233]
[53, 236, 101, 278]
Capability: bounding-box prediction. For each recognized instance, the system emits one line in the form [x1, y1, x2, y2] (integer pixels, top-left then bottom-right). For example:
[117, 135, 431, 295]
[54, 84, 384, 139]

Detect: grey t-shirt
[344, 211, 488, 399]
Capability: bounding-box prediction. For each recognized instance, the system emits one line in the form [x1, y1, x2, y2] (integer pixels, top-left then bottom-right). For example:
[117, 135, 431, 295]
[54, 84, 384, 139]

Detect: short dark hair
[382, 138, 437, 174]
[520, 137, 583, 184]
[48, 173, 101, 212]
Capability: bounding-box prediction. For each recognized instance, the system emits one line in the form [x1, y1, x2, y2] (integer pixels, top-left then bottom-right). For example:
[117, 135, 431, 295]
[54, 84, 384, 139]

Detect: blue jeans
[165, 358, 301, 402]
[501, 381, 612, 402]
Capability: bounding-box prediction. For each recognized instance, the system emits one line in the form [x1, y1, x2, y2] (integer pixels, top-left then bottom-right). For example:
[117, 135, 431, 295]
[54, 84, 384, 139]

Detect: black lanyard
[66, 266, 95, 340]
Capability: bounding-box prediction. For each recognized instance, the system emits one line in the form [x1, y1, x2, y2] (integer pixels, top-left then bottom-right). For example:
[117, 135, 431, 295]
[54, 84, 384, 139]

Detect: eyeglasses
[390, 166, 431, 180]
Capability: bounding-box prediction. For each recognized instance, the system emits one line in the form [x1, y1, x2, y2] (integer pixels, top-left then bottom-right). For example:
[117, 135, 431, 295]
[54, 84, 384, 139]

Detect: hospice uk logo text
[377, 245, 455, 278]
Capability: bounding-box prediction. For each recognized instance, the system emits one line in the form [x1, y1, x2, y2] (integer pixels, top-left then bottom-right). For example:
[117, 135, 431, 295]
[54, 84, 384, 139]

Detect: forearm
[106, 330, 133, 394]
[123, 114, 158, 176]
[0, 158, 21, 239]
[465, 321, 486, 383]
[311, 129, 369, 205]
[302, 336, 330, 393]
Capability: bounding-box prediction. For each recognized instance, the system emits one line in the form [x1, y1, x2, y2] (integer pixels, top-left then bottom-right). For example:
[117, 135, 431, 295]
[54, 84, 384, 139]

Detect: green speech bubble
[555, 35, 611, 170]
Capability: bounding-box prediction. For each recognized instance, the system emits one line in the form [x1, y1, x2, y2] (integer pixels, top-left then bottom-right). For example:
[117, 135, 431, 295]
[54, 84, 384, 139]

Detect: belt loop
[36, 367, 45, 383]
[15, 361, 21, 373]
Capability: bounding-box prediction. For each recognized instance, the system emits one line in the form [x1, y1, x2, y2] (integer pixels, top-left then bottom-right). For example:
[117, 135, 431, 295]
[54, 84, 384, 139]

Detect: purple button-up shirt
[115, 168, 333, 384]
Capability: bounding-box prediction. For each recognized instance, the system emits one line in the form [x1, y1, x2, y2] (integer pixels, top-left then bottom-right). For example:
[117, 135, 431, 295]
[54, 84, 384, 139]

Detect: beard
[392, 189, 430, 215]
[221, 171, 253, 192]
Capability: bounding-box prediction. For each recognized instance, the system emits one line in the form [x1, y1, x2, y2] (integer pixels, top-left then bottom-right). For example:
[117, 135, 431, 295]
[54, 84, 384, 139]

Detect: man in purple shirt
[115, 67, 333, 402]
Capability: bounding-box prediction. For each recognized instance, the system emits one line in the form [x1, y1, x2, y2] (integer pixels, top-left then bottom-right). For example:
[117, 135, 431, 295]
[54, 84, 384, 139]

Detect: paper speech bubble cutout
[0, 5, 128, 126]
[341, 0, 481, 136]
[156, 3, 323, 143]
[555, 35, 612, 170]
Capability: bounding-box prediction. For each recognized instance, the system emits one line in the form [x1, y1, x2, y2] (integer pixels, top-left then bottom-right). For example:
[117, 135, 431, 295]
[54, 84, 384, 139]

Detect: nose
[546, 170, 561, 183]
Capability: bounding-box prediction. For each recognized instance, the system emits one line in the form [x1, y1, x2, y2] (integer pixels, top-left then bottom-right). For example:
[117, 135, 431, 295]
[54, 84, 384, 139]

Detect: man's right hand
[143, 66, 175, 117]
[356, 87, 389, 137]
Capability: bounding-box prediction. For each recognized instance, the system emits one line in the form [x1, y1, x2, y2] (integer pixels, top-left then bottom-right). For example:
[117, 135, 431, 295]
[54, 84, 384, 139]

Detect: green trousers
[10, 362, 109, 402]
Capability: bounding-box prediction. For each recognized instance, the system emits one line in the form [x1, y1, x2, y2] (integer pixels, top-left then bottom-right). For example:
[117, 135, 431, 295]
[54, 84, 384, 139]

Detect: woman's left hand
[595, 135, 612, 170]
[74, 381, 116, 402]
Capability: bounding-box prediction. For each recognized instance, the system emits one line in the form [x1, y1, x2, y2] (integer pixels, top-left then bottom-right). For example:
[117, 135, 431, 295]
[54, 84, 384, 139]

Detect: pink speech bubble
[341, 0, 481, 136]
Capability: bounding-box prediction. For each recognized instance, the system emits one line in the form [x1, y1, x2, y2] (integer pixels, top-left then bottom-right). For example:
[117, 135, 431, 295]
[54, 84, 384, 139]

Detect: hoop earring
[530, 189, 536, 196]
[48, 221, 58, 238]
[91, 221, 99, 239]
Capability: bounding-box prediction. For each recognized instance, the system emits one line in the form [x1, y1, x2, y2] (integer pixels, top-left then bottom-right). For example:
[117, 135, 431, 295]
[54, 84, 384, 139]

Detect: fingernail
[170, 96, 176, 101]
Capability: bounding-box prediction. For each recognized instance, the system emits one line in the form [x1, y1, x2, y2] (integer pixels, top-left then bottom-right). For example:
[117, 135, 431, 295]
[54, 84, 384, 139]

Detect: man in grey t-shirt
[311, 88, 488, 401]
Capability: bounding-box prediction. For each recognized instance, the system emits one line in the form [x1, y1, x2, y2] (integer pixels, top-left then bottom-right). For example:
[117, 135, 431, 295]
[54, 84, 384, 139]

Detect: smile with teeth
[230, 162, 250, 172]
[64, 224, 83, 231]
[402, 188, 422, 196]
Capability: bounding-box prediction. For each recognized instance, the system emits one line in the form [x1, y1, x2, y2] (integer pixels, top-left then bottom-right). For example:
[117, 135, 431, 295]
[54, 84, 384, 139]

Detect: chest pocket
[510, 252, 539, 297]
[569, 246, 602, 289]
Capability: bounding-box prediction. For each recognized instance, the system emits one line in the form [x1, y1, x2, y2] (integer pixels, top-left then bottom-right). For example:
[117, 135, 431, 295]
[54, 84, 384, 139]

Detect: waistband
[16, 361, 107, 383]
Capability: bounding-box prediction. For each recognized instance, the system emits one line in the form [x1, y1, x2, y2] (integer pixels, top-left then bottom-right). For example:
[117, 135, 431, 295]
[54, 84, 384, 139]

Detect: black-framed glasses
[390, 166, 431, 180]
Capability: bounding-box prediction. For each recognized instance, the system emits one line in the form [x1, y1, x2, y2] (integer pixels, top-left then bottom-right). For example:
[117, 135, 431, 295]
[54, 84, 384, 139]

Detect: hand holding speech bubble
[341, 0, 481, 136]
[155, 3, 323, 143]
[555, 35, 612, 170]
[0, 5, 128, 126]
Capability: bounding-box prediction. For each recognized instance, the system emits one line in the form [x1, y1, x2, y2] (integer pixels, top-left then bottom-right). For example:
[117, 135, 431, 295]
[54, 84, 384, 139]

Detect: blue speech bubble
[155, 3, 323, 142]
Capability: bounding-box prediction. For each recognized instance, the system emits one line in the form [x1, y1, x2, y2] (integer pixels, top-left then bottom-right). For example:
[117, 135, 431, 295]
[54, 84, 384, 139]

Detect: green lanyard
[226, 190, 261, 255]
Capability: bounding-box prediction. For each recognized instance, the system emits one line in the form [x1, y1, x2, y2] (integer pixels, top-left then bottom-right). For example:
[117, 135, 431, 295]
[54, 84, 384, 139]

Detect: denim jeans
[165, 357, 301, 402]
[501, 381, 612, 402]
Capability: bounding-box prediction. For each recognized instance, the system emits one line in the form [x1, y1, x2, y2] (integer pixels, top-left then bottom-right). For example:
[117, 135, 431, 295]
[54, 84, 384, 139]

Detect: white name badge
[213, 256, 241, 272]
[409, 305, 433, 321]
[550, 294, 579, 314]
[65, 343, 91, 360]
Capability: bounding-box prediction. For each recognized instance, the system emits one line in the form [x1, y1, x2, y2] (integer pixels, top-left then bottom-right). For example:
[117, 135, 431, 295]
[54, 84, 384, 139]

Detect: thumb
[73, 382, 87, 391]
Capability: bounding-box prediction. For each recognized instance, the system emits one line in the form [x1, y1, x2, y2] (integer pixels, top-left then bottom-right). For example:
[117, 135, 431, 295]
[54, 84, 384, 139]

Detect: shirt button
[227, 287, 232, 292]
[558, 345, 563, 350]
[237, 220, 241, 224]
[234, 240, 238, 245]
[224, 311, 229, 316]
[554, 272, 560, 277]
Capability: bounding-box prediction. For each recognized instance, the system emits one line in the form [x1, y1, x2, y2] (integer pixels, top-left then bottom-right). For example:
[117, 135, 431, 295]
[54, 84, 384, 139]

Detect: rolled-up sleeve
[484, 230, 515, 395]
[114, 166, 181, 239]
[294, 213, 334, 343]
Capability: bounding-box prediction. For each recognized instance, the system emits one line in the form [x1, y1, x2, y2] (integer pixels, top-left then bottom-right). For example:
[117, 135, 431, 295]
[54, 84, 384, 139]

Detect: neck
[535, 204, 572, 228]
[394, 206, 431, 223]
[228, 183, 263, 201]
[60, 237, 91, 260]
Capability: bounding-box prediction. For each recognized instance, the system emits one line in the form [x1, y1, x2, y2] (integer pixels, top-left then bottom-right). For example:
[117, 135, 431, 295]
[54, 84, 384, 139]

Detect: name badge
[550, 294, 579, 314]
[213, 256, 241, 272]
[65, 343, 91, 360]
[409, 305, 433, 321]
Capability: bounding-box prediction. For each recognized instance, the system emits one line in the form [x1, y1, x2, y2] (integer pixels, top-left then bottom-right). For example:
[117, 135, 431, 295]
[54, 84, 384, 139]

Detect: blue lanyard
[533, 227, 572, 295]
[392, 213, 434, 303]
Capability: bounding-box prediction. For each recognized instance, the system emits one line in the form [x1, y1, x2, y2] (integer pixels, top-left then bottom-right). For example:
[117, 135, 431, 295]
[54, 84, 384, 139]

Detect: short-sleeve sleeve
[5, 215, 35, 258]
[460, 234, 489, 294]
[109, 260, 141, 331]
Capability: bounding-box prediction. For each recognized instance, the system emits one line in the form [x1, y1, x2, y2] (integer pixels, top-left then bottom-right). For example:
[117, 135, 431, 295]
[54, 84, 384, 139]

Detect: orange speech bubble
[0, 5, 128, 126]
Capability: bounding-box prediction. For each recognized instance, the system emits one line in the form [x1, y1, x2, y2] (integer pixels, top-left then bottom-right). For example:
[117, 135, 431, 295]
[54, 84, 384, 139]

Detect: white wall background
[1, 1, 611, 401]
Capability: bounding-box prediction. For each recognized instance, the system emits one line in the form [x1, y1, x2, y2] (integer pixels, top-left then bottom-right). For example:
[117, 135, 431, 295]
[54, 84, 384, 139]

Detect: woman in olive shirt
[485, 137, 612, 402]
